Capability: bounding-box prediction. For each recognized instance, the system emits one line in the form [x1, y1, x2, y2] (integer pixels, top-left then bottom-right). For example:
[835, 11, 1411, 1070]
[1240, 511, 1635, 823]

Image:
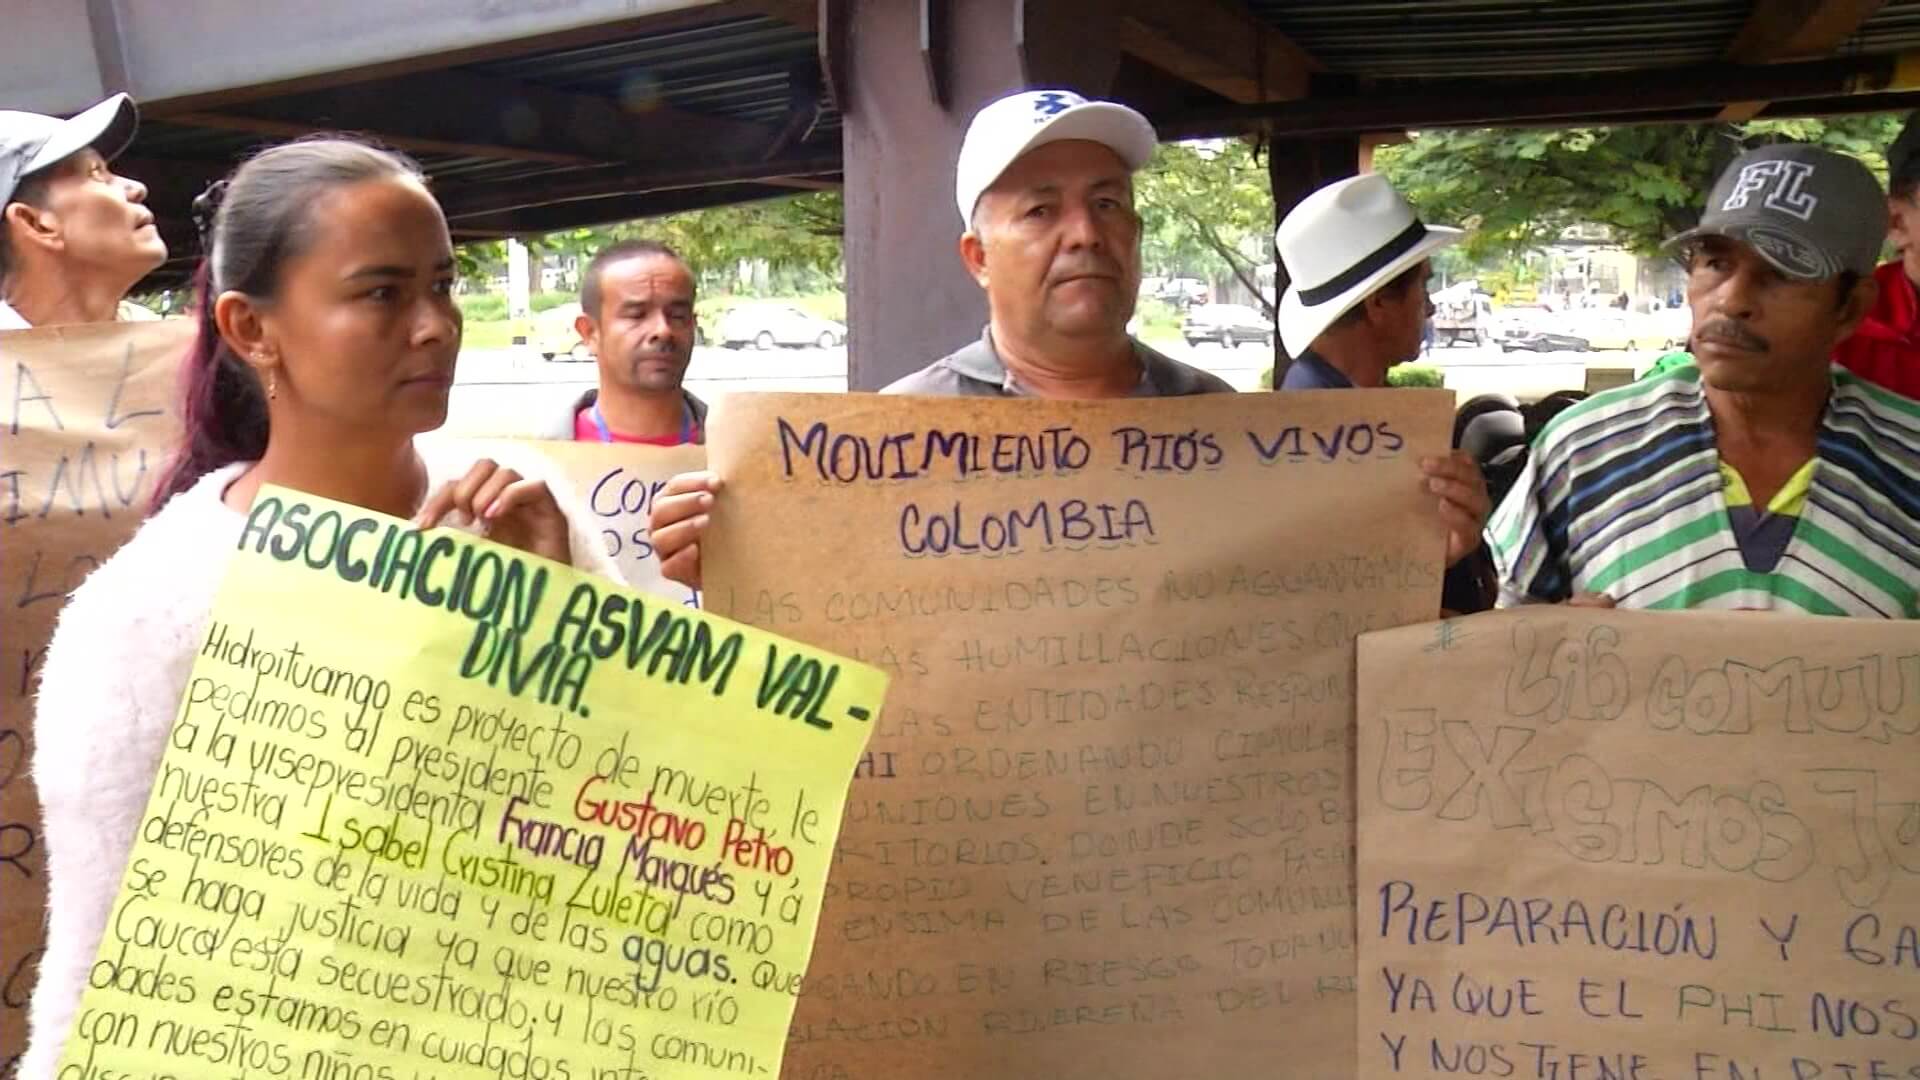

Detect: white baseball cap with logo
[953, 89, 1159, 224]
[0, 94, 139, 208]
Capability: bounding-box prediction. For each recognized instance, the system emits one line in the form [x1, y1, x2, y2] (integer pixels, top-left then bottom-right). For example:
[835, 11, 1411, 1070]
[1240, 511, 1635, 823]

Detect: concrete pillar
[506, 237, 532, 318]
[839, 0, 1120, 390]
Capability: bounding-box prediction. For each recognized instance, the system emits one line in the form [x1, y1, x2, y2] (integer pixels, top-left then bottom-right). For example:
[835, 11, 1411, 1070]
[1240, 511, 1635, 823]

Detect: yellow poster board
[1357, 609, 1920, 1080]
[56, 487, 885, 1080]
[0, 320, 190, 1074]
[704, 389, 1455, 1079]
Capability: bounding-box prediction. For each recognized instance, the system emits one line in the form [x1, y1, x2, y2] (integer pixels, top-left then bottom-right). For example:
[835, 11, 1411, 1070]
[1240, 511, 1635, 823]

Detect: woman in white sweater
[23, 138, 613, 1079]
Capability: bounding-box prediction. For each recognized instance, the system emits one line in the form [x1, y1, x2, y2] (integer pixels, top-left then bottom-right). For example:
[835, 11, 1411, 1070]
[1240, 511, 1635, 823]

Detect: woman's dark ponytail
[149, 262, 268, 511]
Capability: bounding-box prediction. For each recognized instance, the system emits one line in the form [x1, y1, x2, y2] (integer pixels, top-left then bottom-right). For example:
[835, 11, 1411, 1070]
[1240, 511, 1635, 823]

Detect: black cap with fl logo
[1665, 143, 1885, 281]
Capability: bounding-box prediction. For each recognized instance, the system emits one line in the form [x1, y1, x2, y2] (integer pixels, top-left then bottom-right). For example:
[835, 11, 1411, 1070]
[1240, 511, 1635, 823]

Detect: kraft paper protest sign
[0, 320, 190, 1072]
[1357, 609, 1920, 1080]
[518, 440, 706, 606]
[56, 488, 885, 1080]
[703, 390, 1454, 1079]
[444, 437, 706, 606]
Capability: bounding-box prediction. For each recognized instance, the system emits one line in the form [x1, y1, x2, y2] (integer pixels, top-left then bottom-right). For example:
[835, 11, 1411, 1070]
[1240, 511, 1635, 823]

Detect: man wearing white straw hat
[0, 94, 166, 328]
[1274, 173, 1463, 390]
[1274, 173, 1495, 606]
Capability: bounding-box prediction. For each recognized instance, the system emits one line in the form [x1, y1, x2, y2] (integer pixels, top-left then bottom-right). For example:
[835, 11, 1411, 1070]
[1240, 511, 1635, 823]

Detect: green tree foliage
[1135, 139, 1277, 312]
[1375, 114, 1904, 259]
[458, 191, 846, 293]
[456, 112, 1906, 305]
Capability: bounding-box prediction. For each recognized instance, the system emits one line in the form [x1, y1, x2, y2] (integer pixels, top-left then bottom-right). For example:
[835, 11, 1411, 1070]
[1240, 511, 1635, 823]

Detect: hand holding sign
[414, 458, 571, 564]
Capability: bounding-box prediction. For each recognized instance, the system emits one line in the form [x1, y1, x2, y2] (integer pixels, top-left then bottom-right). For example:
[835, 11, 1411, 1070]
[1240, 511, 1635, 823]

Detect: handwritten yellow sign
[56, 487, 885, 1080]
[1357, 609, 1920, 1080]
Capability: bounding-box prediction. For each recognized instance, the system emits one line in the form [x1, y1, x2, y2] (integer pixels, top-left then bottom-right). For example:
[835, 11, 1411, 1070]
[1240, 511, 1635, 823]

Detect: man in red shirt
[546, 238, 708, 444]
[1832, 112, 1920, 399]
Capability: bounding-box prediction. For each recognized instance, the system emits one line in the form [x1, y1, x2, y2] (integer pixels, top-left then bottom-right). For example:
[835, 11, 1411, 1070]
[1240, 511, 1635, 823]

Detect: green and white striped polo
[1487, 360, 1920, 618]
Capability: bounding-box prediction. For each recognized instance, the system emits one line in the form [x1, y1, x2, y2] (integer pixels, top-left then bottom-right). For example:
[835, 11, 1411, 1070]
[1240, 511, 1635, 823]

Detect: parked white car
[717, 302, 846, 350]
[533, 303, 590, 361]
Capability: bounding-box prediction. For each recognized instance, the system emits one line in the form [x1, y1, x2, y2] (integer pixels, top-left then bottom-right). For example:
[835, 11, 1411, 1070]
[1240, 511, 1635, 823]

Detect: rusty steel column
[839, 0, 1119, 390]
[1266, 134, 1359, 387]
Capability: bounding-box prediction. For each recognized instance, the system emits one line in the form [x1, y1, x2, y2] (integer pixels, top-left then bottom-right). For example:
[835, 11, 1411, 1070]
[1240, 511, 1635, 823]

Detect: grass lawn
[462, 319, 527, 350]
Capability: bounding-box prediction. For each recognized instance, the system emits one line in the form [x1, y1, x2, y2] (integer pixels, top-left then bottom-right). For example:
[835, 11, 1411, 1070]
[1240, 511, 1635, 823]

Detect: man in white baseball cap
[649, 88, 1231, 588]
[0, 93, 167, 329]
[886, 87, 1232, 398]
[1274, 173, 1463, 390]
[1273, 173, 1495, 611]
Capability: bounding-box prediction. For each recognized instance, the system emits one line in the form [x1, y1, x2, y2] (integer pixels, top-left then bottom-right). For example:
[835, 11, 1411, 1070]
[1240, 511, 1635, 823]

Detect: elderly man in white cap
[0, 94, 165, 328]
[883, 89, 1231, 398]
[648, 88, 1233, 587]
[1274, 174, 1496, 609]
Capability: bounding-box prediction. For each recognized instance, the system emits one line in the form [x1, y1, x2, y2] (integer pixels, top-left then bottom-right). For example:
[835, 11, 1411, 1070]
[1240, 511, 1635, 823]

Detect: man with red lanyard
[1832, 112, 1920, 398]
[546, 238, 708, 445]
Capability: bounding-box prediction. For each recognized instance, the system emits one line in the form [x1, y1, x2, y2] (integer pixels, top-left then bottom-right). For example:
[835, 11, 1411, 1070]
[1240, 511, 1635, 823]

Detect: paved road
[445, 339, 1668, 437]
[446, 344, 848, 437]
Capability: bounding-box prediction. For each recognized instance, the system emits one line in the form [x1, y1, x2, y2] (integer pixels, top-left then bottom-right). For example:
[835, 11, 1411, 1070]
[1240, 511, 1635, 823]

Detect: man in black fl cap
[1489, 144, 1920, 617]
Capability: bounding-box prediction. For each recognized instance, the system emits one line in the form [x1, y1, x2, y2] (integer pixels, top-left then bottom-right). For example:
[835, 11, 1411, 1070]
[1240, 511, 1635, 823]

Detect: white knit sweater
[22, 450, 617, 1080]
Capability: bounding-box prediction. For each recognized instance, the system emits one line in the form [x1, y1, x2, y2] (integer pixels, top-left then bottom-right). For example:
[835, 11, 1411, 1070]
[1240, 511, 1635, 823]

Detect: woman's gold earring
[267, 369, 277, 400]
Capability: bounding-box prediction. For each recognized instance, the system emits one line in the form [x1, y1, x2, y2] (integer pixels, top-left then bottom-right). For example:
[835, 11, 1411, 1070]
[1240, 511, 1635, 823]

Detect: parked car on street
[1651, 306, 1692, 351]
[534, 303, 590, 361]
[1181, 303, 1273, 348]
[1153, 277, 1211, 308]
[1565, 310, 1671, 351]
[717, 302, 846, 349]
[1494, 307, 1589, 353]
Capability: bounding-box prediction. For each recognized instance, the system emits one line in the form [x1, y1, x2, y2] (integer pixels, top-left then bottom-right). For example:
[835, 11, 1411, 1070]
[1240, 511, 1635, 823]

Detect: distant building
[1544, 223, 1685, 312]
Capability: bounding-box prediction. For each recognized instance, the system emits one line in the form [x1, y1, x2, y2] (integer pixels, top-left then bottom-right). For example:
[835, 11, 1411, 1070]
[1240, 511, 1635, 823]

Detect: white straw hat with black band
[1275, 173, 1464, 357]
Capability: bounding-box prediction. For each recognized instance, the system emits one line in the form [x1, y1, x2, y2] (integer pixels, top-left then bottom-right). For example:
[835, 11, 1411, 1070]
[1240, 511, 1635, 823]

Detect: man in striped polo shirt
[1489, 144, 1920, 617]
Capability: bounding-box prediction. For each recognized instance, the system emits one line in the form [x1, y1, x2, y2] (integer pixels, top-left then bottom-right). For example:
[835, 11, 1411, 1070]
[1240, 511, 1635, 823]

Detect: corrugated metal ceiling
[1245, 0, 1920, 78]
[473, 16, 839, 135]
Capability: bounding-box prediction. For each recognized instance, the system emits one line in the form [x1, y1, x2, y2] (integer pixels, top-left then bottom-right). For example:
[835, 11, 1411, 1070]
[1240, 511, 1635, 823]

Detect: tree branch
[1192, 217, 1273, 317]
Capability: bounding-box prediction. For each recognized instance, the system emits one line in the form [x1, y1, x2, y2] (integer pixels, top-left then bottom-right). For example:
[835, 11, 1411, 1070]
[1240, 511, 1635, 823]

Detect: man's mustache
[1047, 256, 1122, 285]
[1693, 318, 1769, 353]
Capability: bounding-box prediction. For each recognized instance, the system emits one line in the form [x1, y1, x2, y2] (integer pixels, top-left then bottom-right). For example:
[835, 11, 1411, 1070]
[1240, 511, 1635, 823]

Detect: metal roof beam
[1719, 0, 1886, 118]
[169, 69, 779, 169]
[1160, 51, 1920, 139]
[735, 0, 818, 29]
[761, 175, 841, 190]
[437, 150, 841, 221]
[1115, 0, 1320, 102]
[8, 0, 730, 115]
[163, 112, 600, 165]
[446, 182, 805, 235]
[1727, 0, 1888, 63]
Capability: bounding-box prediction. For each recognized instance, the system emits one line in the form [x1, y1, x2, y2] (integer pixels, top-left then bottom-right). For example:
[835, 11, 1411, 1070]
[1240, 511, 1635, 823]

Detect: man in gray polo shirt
[649, 89, 1229, 587]
[885, 89, 1230, 398]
